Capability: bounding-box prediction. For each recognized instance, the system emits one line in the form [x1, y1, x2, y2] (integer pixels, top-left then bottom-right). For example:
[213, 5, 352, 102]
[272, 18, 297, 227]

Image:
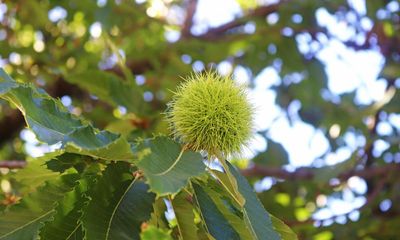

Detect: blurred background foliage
[0, 0, 399, 239]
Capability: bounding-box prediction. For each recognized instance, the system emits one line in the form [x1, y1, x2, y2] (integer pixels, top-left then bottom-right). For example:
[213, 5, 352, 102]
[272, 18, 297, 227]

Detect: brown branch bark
[197, 1, 287, 40]
[0, 160, 27, 169]
[181, 0, 198, 38]
[241, 163, 400, 181]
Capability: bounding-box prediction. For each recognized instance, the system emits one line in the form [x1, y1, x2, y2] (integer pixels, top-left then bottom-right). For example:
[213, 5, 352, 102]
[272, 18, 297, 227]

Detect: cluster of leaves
[0, 70, 296, 239]
[0, 0, 399, 239]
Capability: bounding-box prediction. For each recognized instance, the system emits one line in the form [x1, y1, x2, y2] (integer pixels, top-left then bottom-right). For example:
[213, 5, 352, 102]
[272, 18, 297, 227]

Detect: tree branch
[181, 0, 198, 38]
[197, 2, 286, 40]
[0, 161, 27, 169]
[241, 163, 400, 181]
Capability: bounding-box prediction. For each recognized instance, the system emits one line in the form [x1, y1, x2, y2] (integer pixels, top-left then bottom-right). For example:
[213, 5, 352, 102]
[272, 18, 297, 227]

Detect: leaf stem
[213, 152, 245, 207]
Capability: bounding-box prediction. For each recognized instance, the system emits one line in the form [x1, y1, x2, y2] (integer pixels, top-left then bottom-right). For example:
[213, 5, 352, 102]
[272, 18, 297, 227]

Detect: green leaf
[270, 214, 298, 240]
[381, 61, 400, 79]
[63, 125, 133, 160]
[66, 70, 146, 114]
[0, 69, 17, 94]
[12, 157, 60, 194]
[201, 180, 253, 240]
[0, 173, 79, 240]
[192, 183, 240, 240]
[82, 162, 156, 240]
[171, 192, 199, 240]
[136, 136, 205, 196]
[366, 0, 384, 18]
[45, 153, 94, 174]
[140, 225, 173, 240]
[0, 69, 134, 161]
[39, 174, 97, 240]
[212, 157, 246, 207]
[148, 198, 168, 229]
[227, 162, 281, 240]
[205, 171, 296, 239]
[253, 140, 289, 167]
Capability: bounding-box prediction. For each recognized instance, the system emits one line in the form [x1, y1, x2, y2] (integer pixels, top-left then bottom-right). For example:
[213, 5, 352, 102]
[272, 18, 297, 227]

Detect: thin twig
[241, 163, 400, 182]
[197, 1, 288, 40]
[0, 161, 27, 169]
[181, 0, 198, 38]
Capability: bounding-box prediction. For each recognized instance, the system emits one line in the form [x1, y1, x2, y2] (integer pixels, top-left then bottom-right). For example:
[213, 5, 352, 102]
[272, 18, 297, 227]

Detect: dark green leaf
[66, 70, 146, 114]
[0, 69, 134, 161]
[148, 198, 169, 229]
[12, 156, 60, 194]
[227, 162, 281, 240]
[192, 183, 240, 240]
[39, 175, 97, 240]
[253, 140, 289, 167]
[45, 153, 93, 174]
[201, 180, 253, 240]
[82, 162, 155, 240]
[171, 192, 199, 240]
[0, 173, 79, 240]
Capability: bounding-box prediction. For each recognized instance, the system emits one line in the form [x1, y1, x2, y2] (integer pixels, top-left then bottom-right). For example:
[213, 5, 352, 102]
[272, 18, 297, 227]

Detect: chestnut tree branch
[241, 163, 400, 182]
[196, 1, 287, 40]
[0, 161, 27, 169]
[181, 0, 198, 38]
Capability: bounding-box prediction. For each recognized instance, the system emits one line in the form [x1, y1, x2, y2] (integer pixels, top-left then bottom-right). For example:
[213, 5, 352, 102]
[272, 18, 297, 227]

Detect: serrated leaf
[136, 136, 205, 196]
[227, 162, 281, 240]
[0, 173, 79, 240]
[171, 192, 199, 240]
[66, 70, 145, 114]
[82, 162, 155, 240]
[12, 158, 60, 194]
[45, 153, 93, 174]
[39, 174, 97, 240]
[0, 69, 133, 161]
[63, 125, 133, 160]
[192, 183, 240, 240]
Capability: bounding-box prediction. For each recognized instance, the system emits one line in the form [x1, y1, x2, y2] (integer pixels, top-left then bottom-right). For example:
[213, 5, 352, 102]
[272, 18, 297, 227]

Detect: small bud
[166, 71, 253, 156]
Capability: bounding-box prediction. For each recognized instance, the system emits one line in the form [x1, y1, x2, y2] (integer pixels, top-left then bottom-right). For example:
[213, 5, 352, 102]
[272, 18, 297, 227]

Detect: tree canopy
[0, 0, 399, 239]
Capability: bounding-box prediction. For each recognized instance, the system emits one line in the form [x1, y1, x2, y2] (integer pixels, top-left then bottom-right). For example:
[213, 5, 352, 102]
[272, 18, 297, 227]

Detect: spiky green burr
[166, 71, 253, 156]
